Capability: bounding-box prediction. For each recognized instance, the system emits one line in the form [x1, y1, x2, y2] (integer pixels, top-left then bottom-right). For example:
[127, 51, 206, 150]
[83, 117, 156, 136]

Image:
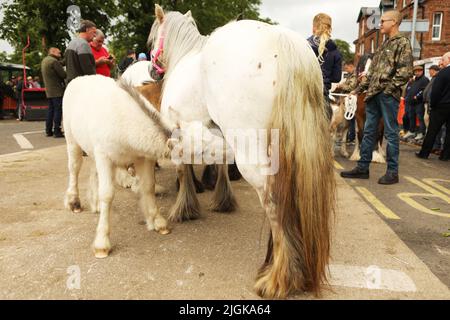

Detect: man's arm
[430, 72, 444, 108]
[79, 53, 96, 75]
[78, 42, 96, 75]
[385, 40, 413, 96]
[52, 60, 67, 80]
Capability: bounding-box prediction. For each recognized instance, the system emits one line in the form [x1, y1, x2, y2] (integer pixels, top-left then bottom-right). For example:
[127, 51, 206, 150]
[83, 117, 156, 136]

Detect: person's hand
[97, 57, 109, 65]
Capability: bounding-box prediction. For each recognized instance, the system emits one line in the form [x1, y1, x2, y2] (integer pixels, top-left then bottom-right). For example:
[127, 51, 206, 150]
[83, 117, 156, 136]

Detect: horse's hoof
[94, 248, 110, 259]
[157, 227, 171, 235]
[70, 201, 82, 213]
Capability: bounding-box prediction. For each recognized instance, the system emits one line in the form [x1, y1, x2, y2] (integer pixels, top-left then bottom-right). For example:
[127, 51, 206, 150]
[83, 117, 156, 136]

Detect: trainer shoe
[340, 167, 369, 179]
[378, 172, 399, 185]
[402, 131, 415, 139]
[414, 133, 424, 141]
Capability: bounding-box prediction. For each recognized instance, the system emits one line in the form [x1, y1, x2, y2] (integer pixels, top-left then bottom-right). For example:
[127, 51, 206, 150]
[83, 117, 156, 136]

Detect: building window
[432, 12, 443, 40]
[360, 44, 364, 55]
[393, 0, 397, 9]
[371, 39, 375, 53]
[403, 0, 407, 8]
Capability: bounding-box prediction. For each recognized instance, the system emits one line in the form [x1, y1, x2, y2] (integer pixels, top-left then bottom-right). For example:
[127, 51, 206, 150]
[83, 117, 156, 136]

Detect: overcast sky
[259, 0, 381, 49]
[0, 0, 381, 54]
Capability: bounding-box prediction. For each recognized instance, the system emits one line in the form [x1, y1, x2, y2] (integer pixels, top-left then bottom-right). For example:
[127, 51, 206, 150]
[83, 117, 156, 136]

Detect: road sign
[399, 19, 429, 33]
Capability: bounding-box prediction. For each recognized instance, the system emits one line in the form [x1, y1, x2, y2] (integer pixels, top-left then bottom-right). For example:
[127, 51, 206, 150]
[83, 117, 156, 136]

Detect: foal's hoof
[157, 227, 171, 235]
[69, 200, 82, 213]
[94, 248, 110, 259]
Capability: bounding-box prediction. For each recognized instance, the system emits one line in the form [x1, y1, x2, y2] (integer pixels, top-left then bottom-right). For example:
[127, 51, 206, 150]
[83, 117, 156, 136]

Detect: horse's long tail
[262, 31, 336, 297]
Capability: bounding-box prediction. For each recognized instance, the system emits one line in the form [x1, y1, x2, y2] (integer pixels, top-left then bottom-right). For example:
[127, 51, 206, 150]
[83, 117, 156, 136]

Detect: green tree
[335, 39, 355, 63]
[109, 0, 274, 61]
[0, 0, 118, 73]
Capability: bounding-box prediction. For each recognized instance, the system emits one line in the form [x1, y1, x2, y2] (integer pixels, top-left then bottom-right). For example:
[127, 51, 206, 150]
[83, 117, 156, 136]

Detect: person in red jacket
[90, 29, 115, 77]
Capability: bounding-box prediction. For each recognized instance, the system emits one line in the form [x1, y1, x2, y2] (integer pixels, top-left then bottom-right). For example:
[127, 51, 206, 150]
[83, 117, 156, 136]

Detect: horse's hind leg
[92, 153, 115, 258]
[201, 164, 217, 190]
[169, 164, 201, 222]
[64, 142, 83, 213]
[176, 164, 205, 193]
[228, 163, 242, 181]
[210, 164, 237, 213]
[135, 159, 170, 235]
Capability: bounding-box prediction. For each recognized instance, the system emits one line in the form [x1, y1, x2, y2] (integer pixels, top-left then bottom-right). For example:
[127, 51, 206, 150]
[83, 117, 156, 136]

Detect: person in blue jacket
[307, 13, 342, 120]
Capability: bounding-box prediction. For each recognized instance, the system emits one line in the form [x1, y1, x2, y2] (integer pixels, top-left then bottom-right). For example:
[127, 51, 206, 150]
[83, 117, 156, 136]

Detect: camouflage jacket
[339, 72, 358, 93]
[356, 34, 413, 101]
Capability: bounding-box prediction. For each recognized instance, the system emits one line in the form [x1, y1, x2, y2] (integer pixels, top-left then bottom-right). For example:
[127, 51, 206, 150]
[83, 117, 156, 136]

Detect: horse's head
[168, 120, 233, 166]
[147, 4, 199, 81]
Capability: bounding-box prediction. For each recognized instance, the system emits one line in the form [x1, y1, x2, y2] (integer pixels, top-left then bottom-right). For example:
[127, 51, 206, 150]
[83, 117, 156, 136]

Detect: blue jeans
[46, 97, 63, 134]
[358, 92, 399, 174]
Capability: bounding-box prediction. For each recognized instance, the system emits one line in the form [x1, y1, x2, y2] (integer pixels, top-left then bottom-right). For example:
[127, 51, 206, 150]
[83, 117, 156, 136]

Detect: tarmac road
[0, 144, 449, 299]
[0, 120, 65, 156]
[334, 141, 450, 289]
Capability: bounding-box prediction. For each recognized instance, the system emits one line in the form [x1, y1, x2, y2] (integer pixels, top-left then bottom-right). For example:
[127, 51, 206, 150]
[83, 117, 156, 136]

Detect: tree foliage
[0, 0, 273, 73]
[109, 0, 274, 60]
[335, 39, 355, 63]
[0, 0, 117, 73]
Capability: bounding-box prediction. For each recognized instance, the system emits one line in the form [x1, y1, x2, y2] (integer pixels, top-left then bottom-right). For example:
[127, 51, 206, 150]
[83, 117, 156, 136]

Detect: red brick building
[354, 0, 449, 61]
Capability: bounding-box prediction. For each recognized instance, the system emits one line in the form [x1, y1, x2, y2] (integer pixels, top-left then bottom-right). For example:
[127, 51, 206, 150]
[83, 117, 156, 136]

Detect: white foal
[63, 75, 176, 258]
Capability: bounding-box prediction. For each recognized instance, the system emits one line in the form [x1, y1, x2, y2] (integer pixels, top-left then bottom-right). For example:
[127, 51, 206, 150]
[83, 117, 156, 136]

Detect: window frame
[431, 12, 443, 41]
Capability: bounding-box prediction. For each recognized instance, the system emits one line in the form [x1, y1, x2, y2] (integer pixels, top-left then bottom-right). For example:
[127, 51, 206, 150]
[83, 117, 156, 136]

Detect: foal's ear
[155, 4, 165, 23]
[185, 10, 192, 18]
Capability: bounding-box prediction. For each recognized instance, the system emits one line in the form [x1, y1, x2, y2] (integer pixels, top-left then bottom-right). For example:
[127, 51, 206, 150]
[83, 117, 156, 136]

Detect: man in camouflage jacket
[341, 10, 413, 185]
[335, 61, 358, 94]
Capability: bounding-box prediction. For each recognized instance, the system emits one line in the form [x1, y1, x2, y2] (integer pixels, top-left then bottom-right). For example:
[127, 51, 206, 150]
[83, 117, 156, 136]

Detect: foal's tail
[262, 31, 336, 297]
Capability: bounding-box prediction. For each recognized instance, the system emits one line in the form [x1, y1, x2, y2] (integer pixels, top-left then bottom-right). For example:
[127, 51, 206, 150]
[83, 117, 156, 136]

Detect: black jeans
[46, 97, 63, 134]
[409, 102, 426, 134]
[420, 107, 450, 159]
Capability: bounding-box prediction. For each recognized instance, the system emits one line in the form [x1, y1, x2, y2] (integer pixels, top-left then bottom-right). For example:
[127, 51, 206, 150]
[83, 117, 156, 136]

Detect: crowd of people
[307, 9, 449, 186]
[0, 19, 146, 130]
[1, 12, 449, 175]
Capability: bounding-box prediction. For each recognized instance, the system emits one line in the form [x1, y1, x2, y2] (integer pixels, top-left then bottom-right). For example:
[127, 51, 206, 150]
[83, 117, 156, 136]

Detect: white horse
[120, 60, 153, 86]
[147, 5, 336, 298]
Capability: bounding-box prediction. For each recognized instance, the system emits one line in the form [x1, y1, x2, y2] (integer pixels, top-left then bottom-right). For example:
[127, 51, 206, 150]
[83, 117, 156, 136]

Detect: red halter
[151, 32, 165, 75]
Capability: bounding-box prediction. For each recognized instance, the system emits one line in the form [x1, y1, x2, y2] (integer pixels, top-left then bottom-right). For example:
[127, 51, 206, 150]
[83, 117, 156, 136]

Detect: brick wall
[355, 0, 450, 60]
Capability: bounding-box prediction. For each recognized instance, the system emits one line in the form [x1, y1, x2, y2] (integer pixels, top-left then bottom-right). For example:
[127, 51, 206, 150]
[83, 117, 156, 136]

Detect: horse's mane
[117, 79, 172, 138]
[147, 11, 207, 79]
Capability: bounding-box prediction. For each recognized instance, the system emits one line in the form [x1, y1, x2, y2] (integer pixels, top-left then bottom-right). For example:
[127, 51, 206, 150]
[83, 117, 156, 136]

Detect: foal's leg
[169, 164, 201, 222]
[88, 161, 100, 213]
[135, 159, 170, 235]
[92, 153, 115, 258]
[64, 142, 84, 213]
[210, 164, 237, 212]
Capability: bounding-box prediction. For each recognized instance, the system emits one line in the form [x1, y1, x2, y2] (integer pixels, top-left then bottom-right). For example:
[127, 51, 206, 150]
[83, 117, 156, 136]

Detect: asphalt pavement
[0, 143, 449, 299]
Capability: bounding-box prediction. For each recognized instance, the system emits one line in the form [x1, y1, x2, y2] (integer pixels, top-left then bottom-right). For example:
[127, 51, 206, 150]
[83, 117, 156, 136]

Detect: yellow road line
[404, 176, 450, 203]
[355, 186, 401, 220]
[334, 160, 344, 170]
[422, 178, 450, 196]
